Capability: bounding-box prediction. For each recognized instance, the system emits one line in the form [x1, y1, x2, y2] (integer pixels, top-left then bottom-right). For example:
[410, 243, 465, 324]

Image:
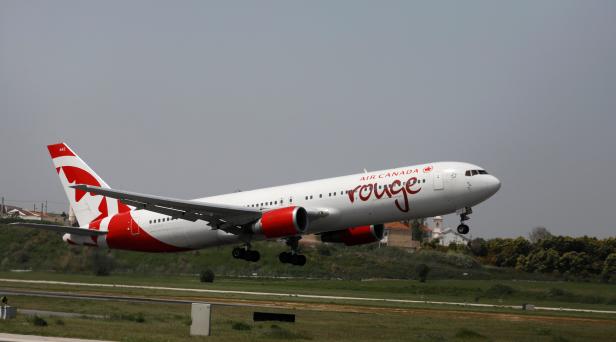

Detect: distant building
[2, 205, 41, 221]
[299, 216, 468, 249]
[299, 233, 320, 245]
[384, 221, 414, 248]
[430, 216, 471, 246]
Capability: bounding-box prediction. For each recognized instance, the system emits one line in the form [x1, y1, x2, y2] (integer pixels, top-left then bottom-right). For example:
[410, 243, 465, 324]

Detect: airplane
[13, 143, 501, 266]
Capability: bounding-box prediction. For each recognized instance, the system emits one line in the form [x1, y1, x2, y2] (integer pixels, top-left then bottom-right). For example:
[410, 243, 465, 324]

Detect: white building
[430, 216, 471, 246]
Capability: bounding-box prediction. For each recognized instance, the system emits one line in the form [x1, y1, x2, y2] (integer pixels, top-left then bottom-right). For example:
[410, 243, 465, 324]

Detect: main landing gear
[232, 245, 260, 262]
[457, 207, 472, 235]
[279, 236, 306, 266]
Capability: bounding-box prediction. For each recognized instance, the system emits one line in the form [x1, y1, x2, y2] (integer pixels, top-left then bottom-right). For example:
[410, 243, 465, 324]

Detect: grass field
[1, 271, 615, 341]
[1, 271, 615, 311]
[2, 295, 616, 342]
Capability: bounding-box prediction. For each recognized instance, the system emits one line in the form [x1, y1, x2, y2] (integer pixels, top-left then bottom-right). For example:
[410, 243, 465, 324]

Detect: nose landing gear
[232, 245, 260, 262]
[456, 207, 472, 235]
[279, 236, 307, 266]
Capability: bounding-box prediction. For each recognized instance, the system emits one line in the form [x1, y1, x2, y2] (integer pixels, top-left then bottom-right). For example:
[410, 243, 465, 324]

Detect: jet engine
[62, 233, 98, 247]
[320, 224, 385, 246]
[252, 206, 309, 238]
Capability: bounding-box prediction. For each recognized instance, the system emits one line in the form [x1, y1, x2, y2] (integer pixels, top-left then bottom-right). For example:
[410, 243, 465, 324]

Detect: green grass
[1, 271, 615, 312]
[1, 295, 614, 341]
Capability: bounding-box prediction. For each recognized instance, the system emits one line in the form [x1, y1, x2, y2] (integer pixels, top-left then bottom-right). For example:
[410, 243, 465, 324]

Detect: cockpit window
[465, 169, 489, 176]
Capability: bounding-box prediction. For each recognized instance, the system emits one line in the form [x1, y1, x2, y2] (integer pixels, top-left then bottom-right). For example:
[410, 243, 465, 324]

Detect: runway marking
[1, 278, 615, 315]
[0, 333, 112, 342]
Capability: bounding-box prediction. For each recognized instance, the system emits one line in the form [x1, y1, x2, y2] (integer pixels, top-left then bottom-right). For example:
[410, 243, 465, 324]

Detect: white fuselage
[85, 161, 500, 250]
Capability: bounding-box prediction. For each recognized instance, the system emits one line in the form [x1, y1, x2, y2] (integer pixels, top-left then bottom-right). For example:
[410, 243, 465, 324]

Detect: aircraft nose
[484, 175, 501, 196]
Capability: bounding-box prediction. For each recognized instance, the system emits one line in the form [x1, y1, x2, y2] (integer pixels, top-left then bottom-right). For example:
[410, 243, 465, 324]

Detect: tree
[601, 253, 616, 283]
[518, 248, 559, 273]
[199, 269, 215, 283]
[529, 226, 552, 243]
[484, 237, 532, 267]
[411, 219, 426, 242]
[91, 250, 114, 276]
[469, 238, 488, 257]
[557, 251, 591, 276]
[416, 263, 430, 282]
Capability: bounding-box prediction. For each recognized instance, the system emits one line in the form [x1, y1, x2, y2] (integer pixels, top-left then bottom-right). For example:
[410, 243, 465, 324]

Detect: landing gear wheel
[232, 246, 259, 262]
[456, 207, 472, 235]
[279, 251, 292, 264]
[246, 250, 260, 262]
[232, 247, 245, 259]
[457, 224, 470, 235]
[292, 254, 307, 266]
[278, 236, 307, 265]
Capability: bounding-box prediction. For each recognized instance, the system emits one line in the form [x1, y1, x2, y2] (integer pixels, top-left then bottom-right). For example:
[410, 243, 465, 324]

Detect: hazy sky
[1, 1, 615, 238]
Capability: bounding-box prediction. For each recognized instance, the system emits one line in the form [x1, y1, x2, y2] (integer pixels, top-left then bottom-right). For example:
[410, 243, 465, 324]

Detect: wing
[70, 184, 261, 235]
[9, 222, 107, 236]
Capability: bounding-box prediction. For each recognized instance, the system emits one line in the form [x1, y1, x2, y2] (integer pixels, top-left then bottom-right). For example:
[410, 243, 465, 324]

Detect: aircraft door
[433, 172, 444, 190]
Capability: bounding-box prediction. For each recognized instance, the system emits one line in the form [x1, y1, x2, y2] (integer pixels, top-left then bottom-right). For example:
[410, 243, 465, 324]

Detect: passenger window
[310, 195, 313, 199]
[319, 194, 322, 198]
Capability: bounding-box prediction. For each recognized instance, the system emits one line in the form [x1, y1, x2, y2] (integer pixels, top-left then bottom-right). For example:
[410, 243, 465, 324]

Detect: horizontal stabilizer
[9, 222, 107, 236]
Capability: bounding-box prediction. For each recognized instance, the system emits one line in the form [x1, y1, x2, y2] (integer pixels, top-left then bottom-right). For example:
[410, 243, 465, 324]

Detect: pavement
[0, 333, 112, 342]
[1, 277, 615, 315]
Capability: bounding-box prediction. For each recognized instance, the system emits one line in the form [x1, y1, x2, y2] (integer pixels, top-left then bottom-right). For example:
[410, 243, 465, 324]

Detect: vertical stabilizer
[47, 143, 131, 227]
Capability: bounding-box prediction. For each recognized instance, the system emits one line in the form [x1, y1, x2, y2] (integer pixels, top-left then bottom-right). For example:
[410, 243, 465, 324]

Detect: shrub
[91, 250, 114, 276]
[469, 238, 488, 257]
[416, 264, 430, 282]
[200, 269, 215, 283]
[31, 315, 48, 326]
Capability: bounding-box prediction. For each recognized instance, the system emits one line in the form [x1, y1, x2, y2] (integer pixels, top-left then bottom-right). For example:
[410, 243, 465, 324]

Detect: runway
[1, 288, 614, 326]
[1, 278, 615, 316]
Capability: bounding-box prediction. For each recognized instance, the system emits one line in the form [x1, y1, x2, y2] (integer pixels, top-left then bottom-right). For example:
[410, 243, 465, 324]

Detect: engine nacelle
[320, 224, 385, 246]
[62, 233, 99, 247]
[252, 206, 309, 238]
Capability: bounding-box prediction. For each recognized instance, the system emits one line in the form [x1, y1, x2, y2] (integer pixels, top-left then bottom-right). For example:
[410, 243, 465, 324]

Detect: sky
[1, 1, 615, 238]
